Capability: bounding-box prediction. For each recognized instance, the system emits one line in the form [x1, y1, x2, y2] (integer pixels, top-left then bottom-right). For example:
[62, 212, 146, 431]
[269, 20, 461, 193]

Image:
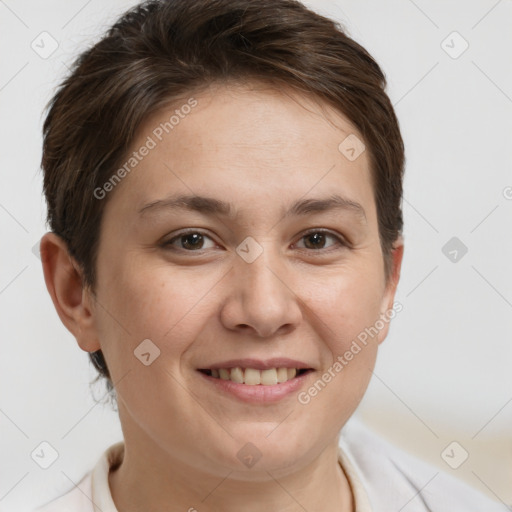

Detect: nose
[219, 244, 303, 338]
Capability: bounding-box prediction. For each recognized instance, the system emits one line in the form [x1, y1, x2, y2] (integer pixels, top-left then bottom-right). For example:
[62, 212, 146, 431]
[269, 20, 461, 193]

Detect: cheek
[309, 263, 385, 345]
[297, 273, 381, 423]
[300, 262, 383, 402]
[94, 263, 220, 426]
[95, 258, 223, 369]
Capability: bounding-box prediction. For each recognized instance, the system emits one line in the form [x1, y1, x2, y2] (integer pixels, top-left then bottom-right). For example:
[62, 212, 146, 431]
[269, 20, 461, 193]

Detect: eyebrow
[138, 193, 367, 223]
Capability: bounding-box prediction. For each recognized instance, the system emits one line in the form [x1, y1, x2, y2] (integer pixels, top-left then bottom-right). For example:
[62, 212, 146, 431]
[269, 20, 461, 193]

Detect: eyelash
[161, 228, 348, 255]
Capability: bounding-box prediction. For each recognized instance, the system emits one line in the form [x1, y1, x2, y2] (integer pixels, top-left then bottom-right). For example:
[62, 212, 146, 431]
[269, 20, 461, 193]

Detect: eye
[162, 230, 217, 252]
[294, 229, 346, 251]
[162, 228, 347, 254]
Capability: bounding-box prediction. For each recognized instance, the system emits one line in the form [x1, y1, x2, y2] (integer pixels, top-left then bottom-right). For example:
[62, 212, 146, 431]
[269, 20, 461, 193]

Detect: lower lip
[197, 370, 312, 404]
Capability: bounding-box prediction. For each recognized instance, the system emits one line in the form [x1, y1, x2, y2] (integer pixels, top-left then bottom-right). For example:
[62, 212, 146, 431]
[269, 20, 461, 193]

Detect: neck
[109, 412, 354, 512]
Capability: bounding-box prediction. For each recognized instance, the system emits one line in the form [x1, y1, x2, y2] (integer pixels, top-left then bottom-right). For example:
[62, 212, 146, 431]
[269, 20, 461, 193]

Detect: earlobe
[39, 232, 101, 353]
[388, 237, 404, 294]
[377, 237, 405, 345]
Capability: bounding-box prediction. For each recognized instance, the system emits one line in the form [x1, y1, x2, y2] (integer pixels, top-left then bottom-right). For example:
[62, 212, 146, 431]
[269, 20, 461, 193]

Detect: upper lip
[198, 358, 314, 371]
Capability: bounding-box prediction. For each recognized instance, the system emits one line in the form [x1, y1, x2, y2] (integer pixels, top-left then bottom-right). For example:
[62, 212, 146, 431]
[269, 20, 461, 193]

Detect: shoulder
[34, 441, 123, 512]
[34, 472, 93, 512]
[339, 417, 508, 512]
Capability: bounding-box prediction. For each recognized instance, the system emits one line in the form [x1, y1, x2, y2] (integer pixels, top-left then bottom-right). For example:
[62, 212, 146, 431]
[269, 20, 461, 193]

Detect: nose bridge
[240, 242, 284, 298]
[222, 237, 301, 337]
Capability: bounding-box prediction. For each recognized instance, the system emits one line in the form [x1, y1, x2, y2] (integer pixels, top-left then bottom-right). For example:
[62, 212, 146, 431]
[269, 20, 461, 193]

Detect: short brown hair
[41, 0, 405, 393]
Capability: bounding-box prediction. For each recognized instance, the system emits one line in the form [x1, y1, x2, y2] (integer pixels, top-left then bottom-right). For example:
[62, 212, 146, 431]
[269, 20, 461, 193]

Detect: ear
[39, 232, 101, 353]
[376, 236, 404, 345]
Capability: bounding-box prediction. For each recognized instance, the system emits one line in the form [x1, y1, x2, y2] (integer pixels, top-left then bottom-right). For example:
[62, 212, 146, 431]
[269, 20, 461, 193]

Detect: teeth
[276, 367, 288, 383]
[208, 367, 306, 385]
[219, 368, 230, 380]
[230, 367, 244, 383]
[261, 368, 278, 385]
[244, 368, 261, 385]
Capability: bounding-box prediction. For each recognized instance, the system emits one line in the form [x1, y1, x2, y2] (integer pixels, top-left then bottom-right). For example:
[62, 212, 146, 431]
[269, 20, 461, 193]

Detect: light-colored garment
[35, 418, 508, 511]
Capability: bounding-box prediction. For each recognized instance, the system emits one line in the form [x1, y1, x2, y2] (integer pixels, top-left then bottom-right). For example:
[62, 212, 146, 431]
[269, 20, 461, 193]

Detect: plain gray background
[1, 1, 511, 510]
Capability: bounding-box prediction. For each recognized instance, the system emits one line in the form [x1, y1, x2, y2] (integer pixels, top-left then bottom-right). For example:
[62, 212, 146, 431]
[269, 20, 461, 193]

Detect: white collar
[90, 440, 371, 511]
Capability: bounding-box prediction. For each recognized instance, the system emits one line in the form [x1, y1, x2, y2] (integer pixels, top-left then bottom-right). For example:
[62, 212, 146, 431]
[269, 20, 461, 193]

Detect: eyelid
[162, 228, 220, 251]
[162, 227, 349, 255]
[293, 228, 348, 251]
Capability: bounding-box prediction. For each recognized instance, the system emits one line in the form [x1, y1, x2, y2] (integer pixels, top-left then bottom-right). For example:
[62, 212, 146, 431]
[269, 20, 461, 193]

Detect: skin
[41, 81, 403, 512]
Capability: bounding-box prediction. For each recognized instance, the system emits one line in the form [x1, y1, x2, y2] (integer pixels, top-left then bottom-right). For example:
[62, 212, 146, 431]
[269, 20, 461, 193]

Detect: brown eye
[295, 230, 346, 251]
[180, 233, 204, 250]
[303, 232, 328, 249]
[163, 231, 216, 251]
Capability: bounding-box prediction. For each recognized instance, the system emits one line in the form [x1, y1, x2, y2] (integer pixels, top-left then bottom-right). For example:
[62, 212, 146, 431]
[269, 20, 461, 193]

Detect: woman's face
[87, 81, 403, 477]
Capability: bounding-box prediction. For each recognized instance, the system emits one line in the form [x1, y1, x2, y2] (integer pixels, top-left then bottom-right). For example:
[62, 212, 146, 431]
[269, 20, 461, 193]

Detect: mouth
[198, 367, 313, 385]
[196, 359, 315, 403]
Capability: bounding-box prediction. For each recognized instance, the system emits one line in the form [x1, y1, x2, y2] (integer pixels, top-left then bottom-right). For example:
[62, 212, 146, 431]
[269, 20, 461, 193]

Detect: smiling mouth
[198, 367, 312, 385]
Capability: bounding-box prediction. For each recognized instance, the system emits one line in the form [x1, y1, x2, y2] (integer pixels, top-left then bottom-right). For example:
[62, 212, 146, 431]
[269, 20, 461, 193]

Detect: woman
[37, 0, 506, 510]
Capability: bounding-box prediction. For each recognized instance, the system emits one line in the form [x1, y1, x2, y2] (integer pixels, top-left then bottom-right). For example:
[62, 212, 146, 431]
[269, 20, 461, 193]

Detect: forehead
[105, 81, 375, 222]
